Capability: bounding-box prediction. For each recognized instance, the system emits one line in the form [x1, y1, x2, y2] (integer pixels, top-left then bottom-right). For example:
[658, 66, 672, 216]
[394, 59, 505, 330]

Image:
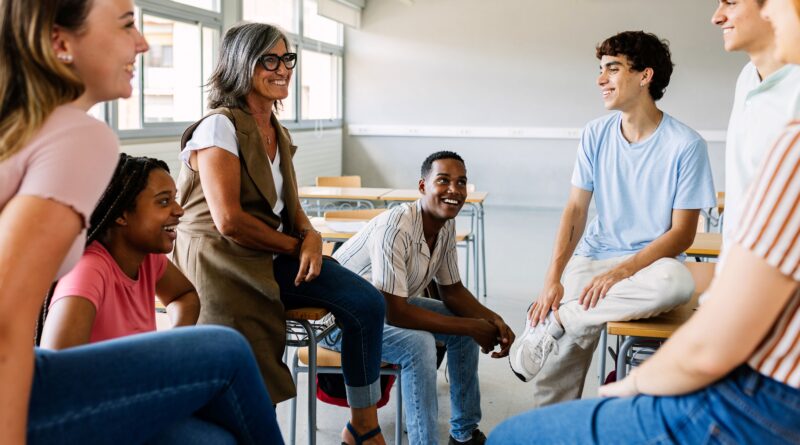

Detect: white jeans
[530, 254, 694, 407]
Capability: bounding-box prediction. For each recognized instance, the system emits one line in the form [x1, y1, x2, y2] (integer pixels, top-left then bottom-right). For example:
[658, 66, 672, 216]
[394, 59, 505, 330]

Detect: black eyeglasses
[258, 53, 297, 71]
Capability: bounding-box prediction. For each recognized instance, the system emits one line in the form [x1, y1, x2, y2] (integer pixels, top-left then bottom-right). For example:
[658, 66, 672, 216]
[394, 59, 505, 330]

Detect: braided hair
[87, 153, 170, 245]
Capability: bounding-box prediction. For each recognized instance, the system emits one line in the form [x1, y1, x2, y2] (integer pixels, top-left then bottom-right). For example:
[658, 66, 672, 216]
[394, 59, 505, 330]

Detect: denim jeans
[324, 296, 481, 444]
[274, 255, 386, 408]
[28, 326, 283, 445]
[489, 365, 800, 445]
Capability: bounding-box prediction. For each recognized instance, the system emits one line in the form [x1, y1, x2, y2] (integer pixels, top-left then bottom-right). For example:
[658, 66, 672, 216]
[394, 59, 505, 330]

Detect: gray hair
[207, 22, 290, 111]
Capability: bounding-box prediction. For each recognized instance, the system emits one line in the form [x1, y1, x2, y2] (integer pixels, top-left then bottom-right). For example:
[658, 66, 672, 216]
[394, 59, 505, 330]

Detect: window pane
[171, 0, 220, 12]
[202, 27, 219, 112]
[243, 0, 298, 34]
[303, 0, 342, 46]
[118, 8, 142, 130]
[143, 15, 202, 123]
[277, 87, 296, 121]
[300, 50, 340, 120]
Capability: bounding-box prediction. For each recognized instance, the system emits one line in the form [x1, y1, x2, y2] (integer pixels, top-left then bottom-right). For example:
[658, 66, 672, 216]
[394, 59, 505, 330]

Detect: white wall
[343, 0, 748, 208]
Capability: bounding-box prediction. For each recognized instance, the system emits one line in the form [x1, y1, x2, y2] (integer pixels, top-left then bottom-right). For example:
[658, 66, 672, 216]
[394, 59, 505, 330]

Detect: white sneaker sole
[508, 319, 535, 382]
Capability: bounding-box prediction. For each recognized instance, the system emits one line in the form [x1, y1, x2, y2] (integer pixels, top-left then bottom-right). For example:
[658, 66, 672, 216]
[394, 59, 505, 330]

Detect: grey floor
[277, 206, 617, 445]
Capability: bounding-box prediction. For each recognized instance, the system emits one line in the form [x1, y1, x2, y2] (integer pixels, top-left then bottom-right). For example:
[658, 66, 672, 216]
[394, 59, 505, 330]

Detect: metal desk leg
[598, 330, 607, 386]
[478, 203, 487, 298]
[616, 336, 637, 380]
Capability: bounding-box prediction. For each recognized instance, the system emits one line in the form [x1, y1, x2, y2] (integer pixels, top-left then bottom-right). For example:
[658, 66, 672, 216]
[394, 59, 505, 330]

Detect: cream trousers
[530, 254, 694, 407]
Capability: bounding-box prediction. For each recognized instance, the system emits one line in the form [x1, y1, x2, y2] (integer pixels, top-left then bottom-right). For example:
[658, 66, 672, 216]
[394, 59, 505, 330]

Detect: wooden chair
[315, 176, 362, 188]
[286, 307, 403, 445]
[601, 262, 715, 381]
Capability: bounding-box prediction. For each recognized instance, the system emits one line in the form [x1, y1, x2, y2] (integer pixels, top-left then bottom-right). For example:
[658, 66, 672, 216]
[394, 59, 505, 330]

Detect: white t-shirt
[180, 114, 285, 224]
[723, 63, 800, 246]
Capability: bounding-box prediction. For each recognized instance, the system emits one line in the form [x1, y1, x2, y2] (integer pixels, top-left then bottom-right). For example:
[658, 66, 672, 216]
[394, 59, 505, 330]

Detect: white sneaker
[509, 313, 563, 382]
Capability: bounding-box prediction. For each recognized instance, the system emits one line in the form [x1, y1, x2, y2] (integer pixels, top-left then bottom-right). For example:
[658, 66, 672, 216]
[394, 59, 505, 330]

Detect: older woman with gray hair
[172, 22, 387, 444]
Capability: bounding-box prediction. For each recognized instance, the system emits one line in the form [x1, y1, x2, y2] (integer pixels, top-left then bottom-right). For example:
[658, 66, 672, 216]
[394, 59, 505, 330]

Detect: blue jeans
[489, 365, 800, 445]
[324, 296, 481, 444]
[28, 326, 283, 445]
[274, 255, 385, 408]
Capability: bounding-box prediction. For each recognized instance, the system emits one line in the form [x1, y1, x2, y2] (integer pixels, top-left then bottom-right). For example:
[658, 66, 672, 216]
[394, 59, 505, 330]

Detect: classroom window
[300, 50, 341, 120]
[110, 1, 221, 137]
[171, 0, 220, 12]
[243, 0, 299, 34]
[303, 0, 343, 46]
[242, 0, 344, 128]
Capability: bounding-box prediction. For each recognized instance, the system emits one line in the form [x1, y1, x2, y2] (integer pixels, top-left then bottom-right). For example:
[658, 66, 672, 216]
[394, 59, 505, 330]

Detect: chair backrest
[717, 191, 725, 214]
[316, 176, 362, 188]
[324, 208, 386, 221]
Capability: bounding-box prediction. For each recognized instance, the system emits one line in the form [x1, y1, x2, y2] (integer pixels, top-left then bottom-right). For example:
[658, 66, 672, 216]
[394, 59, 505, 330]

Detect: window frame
[108, 0, 343, 140]
[112, 0, 222, 140]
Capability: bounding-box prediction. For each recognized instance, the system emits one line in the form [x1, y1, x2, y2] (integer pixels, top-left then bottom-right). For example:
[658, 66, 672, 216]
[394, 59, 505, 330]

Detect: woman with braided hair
[41, 153, 199, 348]
[0, 0, 281, 443]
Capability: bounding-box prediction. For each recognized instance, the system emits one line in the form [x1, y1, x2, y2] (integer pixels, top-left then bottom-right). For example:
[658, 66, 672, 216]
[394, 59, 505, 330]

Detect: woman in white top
[489, 1, 800, 443]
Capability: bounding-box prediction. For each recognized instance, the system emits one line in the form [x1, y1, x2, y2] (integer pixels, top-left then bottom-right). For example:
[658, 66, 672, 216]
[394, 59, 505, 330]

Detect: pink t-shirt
[50, 241, 168, 342]
[0, 105, 118, 279]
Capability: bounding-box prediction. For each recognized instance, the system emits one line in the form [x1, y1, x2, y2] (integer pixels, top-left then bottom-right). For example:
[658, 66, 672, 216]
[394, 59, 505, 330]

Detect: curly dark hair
[596, 31, 674, 101]
[87, 153, 170, 245]
[421, 150, 465, 178]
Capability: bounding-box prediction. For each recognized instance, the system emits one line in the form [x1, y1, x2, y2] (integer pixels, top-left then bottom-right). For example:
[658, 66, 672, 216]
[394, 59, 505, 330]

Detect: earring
[640, 83, 645, 87]
[57, 53, 73, 63]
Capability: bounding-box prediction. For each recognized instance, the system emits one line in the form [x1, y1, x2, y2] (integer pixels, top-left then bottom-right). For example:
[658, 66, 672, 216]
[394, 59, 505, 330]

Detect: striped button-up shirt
[333, 200, 461, 298]
[736, 120, 800, 388]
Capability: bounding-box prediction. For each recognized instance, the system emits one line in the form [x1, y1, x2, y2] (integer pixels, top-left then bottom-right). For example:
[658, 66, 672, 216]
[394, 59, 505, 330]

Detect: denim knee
[403, 330, 438, 368]
[179, 326, 254, 369]
[346, 285, 386, 333]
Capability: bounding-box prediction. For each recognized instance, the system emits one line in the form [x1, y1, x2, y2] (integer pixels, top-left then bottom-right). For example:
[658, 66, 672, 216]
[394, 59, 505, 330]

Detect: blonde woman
[0, 0, 280, 443]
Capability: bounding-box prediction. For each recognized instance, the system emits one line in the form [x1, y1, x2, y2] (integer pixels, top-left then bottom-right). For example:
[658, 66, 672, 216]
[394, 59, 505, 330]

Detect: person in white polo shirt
[712, 0, 800, 244]
[323, 151, 515, 445]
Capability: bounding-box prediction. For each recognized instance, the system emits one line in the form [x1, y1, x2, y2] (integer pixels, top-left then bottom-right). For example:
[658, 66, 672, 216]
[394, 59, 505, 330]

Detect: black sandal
[341, 422, 382, 445]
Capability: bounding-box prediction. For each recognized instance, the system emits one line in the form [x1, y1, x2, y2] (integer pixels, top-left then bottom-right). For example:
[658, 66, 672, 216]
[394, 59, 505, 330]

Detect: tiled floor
[277, 206, 617, 444]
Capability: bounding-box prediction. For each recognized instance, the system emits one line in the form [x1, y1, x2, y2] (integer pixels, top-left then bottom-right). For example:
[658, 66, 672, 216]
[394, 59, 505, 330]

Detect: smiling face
[248, 39, 293, 107]
[419, 159, 467, 221]
[761, 0, 800, 63]
[597, 55, 650, 111]
[711, 0, 775, 53]
[54, 0, 149, 104]
[116, 168, 183, 255]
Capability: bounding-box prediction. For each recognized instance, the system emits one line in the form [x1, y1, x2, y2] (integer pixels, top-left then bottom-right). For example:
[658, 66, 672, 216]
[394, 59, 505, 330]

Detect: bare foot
[340, 423, 386, 445]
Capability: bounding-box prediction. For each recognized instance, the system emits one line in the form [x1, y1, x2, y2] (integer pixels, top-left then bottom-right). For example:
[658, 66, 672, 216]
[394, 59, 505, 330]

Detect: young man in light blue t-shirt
[509, 31, 717, 407]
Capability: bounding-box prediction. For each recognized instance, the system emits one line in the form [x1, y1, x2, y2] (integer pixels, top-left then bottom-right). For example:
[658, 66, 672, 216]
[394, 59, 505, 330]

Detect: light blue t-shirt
[572, 112, 716, 260]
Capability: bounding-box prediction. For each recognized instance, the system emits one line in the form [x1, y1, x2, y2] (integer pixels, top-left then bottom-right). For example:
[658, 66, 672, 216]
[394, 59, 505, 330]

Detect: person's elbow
[170, 291, 201, 326]
[214, 210, 243, 238]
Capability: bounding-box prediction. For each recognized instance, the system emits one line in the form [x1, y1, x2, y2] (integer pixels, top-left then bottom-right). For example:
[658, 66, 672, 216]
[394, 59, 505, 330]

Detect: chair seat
[286, 307, 330, 321]
[297, 346, 397, 368]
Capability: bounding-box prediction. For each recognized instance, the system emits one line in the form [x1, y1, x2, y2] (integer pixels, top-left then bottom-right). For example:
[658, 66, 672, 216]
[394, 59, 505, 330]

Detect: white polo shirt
[333, 200, 461, 298]
[723, 63, 800, 246]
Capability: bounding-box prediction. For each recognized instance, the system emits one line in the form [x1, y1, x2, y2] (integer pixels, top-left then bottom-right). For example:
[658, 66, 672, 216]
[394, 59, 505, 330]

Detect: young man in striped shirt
[324, 151, 515, 445]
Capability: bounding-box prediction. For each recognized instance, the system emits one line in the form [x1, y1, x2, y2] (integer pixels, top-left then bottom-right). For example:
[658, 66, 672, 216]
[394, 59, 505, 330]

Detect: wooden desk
[686, 232, 722, 258]
[298, 186, 393, 201]
[607, 262, 715, 379]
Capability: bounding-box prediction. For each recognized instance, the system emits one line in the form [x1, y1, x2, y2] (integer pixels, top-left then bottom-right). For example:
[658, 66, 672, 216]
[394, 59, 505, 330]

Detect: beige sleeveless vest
[171, 107, 299, 403]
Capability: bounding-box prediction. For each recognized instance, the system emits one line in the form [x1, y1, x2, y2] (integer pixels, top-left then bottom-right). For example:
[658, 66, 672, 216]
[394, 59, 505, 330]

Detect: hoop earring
[57, 53, 73, 63]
